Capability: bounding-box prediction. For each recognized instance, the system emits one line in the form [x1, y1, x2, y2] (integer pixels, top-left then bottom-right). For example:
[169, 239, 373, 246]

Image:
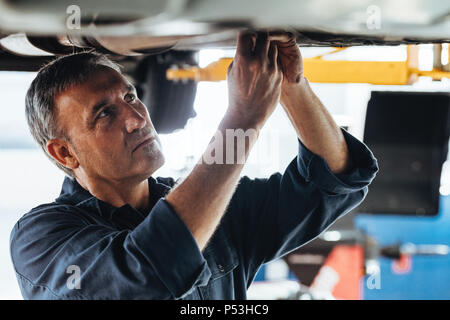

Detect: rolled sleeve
[296, 128, 379, 194]
[131, 199, 211, 298]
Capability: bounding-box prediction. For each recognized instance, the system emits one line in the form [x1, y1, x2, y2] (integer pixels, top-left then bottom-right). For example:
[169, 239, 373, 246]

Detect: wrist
[223, 108, 264, 132]
[280, 76, 310, 109]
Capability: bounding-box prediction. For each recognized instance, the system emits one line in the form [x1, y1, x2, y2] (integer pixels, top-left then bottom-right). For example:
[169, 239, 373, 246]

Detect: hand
[227, 31, 283, 129]
[269, 32, 304, 86]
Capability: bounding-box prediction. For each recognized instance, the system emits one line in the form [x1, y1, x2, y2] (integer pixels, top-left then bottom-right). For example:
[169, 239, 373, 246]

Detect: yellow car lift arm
[166, 45, 450, 85]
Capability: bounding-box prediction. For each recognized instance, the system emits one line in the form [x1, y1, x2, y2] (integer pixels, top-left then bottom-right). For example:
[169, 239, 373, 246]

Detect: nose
[123, 104, 146, 133]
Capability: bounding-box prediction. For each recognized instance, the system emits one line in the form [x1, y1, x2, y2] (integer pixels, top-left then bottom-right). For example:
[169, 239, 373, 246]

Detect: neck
[77, 176, 150, 213]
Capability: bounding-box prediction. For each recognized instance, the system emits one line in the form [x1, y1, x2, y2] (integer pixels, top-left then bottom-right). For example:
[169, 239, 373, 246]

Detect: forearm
[165, 111, 260, 251]
[281, 77, 352, 174]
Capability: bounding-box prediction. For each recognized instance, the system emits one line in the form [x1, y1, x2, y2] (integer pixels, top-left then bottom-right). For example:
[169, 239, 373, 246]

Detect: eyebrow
[126, 83, 136, 94]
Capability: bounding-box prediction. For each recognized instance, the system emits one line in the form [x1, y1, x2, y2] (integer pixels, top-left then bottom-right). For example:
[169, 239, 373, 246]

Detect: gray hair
[25, 51, 121, 179]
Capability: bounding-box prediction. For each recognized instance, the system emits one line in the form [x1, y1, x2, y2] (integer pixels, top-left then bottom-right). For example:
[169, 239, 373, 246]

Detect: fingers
[268, 42, 278, 69]
[268, 31, 295, 42]
[254, 31, 270, 59]
[236, 31, 254, 58]
[237, 30, 296, 57]
[237, 31, 286, 62]
[269, 31, 297, 50]
[234, 31, 283, 80]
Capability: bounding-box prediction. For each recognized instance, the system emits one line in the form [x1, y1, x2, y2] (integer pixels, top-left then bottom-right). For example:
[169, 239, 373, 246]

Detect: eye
[97, 107, 113, 119]
[124, 92, 136, 103]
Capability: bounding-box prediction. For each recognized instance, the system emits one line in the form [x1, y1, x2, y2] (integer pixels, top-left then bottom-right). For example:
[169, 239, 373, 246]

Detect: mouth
[132, 136, 155, 152]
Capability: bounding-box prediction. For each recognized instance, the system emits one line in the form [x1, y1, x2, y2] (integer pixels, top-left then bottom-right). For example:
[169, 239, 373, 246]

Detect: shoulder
[15, 202, 89, 229]
[10, 202, 90, 249]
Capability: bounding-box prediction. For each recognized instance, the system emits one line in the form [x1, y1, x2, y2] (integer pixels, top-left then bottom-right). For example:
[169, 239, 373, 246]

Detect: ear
[46, 138, 79, 170]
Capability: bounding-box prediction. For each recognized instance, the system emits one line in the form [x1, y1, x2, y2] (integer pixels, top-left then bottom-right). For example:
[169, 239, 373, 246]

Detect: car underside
[1, 0, 449, 133]
[1, 0, 449, 69]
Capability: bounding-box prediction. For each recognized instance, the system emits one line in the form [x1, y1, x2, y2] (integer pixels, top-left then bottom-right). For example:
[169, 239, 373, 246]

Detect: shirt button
[217, 264, 224, 272]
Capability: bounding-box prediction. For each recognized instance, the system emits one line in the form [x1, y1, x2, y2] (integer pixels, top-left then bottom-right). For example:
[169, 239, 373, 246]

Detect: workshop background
[0, 45, 449, 300]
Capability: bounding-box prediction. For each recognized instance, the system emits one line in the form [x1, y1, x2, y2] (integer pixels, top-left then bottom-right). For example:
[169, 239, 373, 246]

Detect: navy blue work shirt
[10, 129, 378, 299]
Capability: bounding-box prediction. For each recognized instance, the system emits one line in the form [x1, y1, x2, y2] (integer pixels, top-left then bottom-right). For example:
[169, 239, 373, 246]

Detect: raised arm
[165, 31, 283, 250]
[271, 32, 353, 174]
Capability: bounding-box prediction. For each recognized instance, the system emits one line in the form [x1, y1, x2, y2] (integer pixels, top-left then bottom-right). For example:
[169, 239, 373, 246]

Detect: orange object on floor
[310, 245, 364, 300]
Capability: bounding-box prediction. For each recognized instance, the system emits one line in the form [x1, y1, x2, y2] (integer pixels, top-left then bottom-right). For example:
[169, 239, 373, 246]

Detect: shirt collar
[56, 176, 93, 206]
[55, 176, 173, 221]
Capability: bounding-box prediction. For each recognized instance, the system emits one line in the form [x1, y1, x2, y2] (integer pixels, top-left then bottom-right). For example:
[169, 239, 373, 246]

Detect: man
[10, 32, 378, 299]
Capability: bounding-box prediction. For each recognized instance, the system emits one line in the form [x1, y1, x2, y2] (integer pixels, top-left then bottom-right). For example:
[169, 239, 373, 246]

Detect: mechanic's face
[54, 66, 164, 183]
